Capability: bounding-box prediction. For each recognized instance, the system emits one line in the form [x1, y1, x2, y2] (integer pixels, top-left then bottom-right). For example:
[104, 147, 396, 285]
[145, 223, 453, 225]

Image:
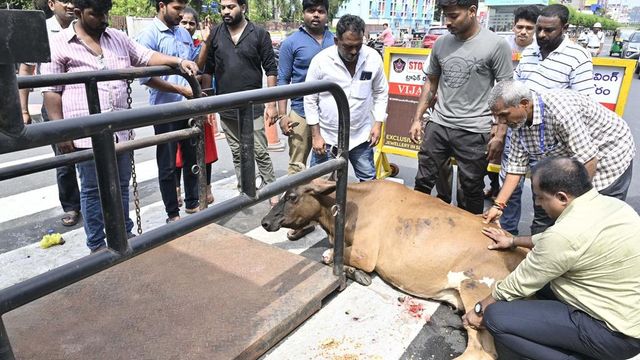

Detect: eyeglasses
[56, 0, 73, 4]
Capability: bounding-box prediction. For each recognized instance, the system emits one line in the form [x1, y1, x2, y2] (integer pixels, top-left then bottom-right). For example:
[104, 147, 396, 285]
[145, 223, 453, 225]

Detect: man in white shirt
[586, 22, 604, 57]
[304, 14, 388, 181]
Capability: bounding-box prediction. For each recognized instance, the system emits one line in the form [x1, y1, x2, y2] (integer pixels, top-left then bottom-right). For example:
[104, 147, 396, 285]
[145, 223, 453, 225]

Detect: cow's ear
[309, 178, 337, 195]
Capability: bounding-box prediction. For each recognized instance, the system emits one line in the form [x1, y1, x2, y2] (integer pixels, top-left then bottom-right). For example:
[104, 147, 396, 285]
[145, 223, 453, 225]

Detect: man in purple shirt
[42, 0, 198, 252]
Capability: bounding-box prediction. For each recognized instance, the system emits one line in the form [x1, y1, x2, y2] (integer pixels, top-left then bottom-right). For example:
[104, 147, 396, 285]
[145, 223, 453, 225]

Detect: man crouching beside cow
[262, 157, 640, 359]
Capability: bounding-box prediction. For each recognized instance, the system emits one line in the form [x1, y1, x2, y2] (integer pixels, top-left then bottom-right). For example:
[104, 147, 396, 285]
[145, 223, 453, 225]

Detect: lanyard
[518, 95, 547, 155]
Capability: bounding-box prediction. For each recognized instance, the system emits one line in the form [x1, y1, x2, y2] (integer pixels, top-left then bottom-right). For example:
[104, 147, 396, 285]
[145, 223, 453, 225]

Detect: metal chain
[127, 79, 143, 235]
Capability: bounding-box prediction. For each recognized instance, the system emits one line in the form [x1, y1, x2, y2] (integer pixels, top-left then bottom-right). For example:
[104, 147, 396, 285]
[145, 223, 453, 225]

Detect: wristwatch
[474, 302, 483, 316]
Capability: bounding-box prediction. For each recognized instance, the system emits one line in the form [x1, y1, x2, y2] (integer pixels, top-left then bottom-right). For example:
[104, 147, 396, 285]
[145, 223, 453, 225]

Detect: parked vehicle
[422, 25, 448, 48]
[612, 27, 638, 57]
[367, 38, 384, 57]
[622, 31, 640, 59]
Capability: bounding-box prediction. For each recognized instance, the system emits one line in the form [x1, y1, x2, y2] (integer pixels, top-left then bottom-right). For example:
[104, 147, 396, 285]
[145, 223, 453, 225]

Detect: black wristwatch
[474, 302, 483, 316]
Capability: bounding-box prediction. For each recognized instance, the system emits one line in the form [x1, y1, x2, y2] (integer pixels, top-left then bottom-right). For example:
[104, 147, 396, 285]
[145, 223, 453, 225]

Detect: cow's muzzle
[261, 201, 285, 232]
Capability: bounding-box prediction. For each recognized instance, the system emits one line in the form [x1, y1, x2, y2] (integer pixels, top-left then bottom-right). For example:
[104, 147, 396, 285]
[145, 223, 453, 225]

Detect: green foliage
[2, 0, 33, 9]
[111, 0, 155, 17]
[553, 1, 620, 30]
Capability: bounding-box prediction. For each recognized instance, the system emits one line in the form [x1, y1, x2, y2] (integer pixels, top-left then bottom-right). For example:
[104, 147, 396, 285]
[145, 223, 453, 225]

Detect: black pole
[0, 127, 201, 181]
[239, 107, 256, 198]
[0, 64, 24, 137]
[332, 88, 350, 290]
[194, 115, 207, 210]
[0, 317, 15, 360]
[85, 80, 129, 254]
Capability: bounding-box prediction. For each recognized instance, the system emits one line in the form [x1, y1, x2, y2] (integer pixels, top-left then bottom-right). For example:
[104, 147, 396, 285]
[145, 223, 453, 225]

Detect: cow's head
[261, 178, 337, 232]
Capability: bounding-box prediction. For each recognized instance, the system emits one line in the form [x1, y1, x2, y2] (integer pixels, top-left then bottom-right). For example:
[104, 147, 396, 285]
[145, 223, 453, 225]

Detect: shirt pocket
[351, 80, 372, 99]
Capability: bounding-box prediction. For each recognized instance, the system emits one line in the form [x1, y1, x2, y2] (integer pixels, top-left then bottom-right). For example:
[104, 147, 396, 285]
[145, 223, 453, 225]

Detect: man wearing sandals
[42, 0, 199, 252]
[19, 0, 81, 227]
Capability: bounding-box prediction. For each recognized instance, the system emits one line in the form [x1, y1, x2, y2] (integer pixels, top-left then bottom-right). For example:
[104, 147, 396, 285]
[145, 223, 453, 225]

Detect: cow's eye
[286, 193, 298, 202]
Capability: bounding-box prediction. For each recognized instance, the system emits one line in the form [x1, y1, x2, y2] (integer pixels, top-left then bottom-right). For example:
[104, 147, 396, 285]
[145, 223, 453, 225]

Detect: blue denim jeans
[310, 141, 375, 181]
[500, 129, 525, 235]
[77, 151, 134, 251]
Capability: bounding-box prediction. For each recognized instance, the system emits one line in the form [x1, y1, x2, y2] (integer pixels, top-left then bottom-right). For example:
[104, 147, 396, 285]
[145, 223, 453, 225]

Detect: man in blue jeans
[304, 15, 388, 181]
[42, 0, 199, 251]
[499, 4, 594, 235]
[464, 157, 640, 360]
[138, 0, 208, 222]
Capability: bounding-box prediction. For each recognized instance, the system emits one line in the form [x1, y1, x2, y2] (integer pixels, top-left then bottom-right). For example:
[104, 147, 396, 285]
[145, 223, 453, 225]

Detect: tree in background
[111, 0, 154, 17]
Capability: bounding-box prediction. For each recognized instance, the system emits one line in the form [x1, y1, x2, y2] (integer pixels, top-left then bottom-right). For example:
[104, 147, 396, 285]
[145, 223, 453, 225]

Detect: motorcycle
[367, 39, 384, 57]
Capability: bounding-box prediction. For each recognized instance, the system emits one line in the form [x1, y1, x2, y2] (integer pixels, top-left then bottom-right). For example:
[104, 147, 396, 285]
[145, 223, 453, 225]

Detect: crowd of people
[18, 0, 640, 359]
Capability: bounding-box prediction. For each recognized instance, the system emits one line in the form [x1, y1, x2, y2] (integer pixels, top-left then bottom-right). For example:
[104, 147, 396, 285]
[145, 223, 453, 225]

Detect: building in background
[334, 0, 435, 36]
[485, 0, 548, 32]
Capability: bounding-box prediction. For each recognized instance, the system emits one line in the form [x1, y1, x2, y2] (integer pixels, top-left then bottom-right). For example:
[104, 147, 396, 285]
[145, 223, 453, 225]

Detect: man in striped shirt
[497, 4, 594, 235]
[42, 0, 198, 252]
[484, 80, 634, 227]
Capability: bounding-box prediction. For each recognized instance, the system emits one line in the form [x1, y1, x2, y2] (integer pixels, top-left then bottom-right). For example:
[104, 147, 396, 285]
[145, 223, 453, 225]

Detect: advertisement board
[375, 47, 636, 178]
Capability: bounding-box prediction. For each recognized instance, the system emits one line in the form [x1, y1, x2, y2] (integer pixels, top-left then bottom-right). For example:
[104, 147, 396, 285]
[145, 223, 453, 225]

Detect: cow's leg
[455, 279, 497, 360]
[321, 246, 373, 286]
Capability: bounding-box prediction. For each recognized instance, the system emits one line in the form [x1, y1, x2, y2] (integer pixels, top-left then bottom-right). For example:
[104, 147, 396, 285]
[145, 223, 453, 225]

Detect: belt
[587, 46, 599, 48]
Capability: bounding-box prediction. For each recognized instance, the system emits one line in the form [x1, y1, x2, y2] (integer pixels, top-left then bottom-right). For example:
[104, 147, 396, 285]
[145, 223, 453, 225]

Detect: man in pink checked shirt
[41, 0, 198, 253]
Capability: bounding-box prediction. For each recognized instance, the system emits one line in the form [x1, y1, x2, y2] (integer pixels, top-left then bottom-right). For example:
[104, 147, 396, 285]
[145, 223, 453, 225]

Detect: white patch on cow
[479, 277, 495, 288]
[446, 271, 469, 288]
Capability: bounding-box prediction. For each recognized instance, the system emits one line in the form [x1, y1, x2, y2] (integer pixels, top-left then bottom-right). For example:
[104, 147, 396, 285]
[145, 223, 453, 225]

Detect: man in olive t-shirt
[409, 0, 513, 214]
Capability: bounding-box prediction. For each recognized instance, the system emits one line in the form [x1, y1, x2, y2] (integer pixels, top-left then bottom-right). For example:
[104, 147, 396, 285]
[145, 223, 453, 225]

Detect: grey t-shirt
[426, 28, 513, 133]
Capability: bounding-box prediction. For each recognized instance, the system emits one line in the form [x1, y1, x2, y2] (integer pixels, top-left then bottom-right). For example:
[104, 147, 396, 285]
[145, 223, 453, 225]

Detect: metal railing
[0, 65, 350, 359]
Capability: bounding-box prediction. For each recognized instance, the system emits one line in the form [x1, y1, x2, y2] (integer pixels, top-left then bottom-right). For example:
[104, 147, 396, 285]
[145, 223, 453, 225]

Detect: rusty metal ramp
[3, 223, 340, 360]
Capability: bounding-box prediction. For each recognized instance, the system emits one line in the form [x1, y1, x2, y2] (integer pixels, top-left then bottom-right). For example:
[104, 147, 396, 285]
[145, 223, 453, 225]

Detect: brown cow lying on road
[261, 178, 527, 359]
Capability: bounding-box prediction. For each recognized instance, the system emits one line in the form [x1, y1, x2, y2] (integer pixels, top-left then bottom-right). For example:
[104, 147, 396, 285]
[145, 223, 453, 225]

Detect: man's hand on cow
[483, 206, 502, 225]
[482, 227, 515, 250]
[369, 122, 383, 147]
[462, 310, 485, 330]
[409, 118, 424, 144]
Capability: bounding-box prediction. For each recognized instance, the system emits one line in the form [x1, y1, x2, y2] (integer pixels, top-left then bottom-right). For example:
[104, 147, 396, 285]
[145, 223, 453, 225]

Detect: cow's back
[346, 180, 526, 299]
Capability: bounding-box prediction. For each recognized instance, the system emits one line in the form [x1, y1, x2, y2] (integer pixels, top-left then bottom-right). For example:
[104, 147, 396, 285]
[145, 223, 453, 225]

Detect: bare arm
[19, 64, 36, 124]
[584, 157, 597, 179]
[409, 75, 439, 144]
[483, 173, 523, 224]
[43, 91, 74, 153]
[264, 75, 278, 125]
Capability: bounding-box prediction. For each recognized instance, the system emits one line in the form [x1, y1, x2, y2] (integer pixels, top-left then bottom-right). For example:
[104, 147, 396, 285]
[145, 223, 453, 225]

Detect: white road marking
[0, 158, 159, 224]
[0, 153, 53, 169]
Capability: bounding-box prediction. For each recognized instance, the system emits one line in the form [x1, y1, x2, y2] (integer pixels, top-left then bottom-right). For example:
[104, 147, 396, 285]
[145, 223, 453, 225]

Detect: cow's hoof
[345, 266, 372, 286]
[322, 248, 334, 265]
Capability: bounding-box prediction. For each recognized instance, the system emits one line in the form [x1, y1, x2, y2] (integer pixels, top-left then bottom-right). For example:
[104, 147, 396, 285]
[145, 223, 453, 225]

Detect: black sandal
[61, 210, 80, 227]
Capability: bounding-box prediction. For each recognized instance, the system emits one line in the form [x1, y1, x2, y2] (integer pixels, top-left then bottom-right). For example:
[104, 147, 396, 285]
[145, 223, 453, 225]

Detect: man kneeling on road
[484, 80, 635, 234]
[464, 157, 640, 360]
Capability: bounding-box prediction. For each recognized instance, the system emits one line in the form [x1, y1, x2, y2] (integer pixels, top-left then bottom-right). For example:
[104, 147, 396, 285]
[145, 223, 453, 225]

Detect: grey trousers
[220, 113, 276, 187]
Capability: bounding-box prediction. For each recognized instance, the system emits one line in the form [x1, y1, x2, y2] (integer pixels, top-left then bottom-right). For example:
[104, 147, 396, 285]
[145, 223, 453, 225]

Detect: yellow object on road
[40, 232, 65, 249]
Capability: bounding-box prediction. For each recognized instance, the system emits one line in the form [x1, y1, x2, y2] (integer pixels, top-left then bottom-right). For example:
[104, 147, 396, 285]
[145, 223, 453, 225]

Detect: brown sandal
[61, 210, 80, 227]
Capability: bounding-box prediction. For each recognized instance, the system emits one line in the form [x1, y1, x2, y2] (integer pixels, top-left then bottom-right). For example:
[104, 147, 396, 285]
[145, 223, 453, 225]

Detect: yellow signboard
[375, 47, 636, 178]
